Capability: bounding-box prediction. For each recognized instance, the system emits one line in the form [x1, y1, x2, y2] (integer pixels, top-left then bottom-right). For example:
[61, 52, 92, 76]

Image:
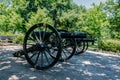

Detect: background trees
[0, 0, 120, 52]
[99, 0, 120, 39]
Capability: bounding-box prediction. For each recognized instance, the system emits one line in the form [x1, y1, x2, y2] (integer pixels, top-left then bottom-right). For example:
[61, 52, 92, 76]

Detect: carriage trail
[0, 45, 120, 80]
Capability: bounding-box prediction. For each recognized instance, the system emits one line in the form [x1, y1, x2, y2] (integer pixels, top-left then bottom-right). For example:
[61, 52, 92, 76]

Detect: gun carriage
[13, 23, 94, 70]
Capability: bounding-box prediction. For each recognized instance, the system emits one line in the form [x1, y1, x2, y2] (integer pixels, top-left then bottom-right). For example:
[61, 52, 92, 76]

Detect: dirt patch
[0, 46, 120, 80]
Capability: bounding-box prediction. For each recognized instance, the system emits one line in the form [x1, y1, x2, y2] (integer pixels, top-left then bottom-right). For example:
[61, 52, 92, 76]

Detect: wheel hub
[36, 43, 46, 51]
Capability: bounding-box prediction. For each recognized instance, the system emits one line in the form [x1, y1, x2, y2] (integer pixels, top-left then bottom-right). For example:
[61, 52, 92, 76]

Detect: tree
[0, 2, 10, 32]
[25, 8, 51, 29]
[77, 5, 110, 39]
[102, 0, 120, 39]
[8, 11, 24, 33]
[0, 1, 24, 33]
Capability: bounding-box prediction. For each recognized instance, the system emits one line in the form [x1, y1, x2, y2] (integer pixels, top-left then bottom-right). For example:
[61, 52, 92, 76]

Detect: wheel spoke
[62, 49, 68, 58]
[44, 51, 50, 64]
[39, 32, 42, 42]
[41, 51, 43, 67]
[30, 52, 37, 59]
[43, 25, 47, 41]
[34, 51, 40, 65]
[28, 35, 36, 42]
[33, 31, 40, 42]
[45, 48, 56, 59]
[30, 53, 35, 59]
[64, 48, 72, 54]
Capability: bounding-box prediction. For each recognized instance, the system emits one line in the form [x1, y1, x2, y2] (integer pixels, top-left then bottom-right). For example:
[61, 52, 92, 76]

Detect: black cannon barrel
[76, 38, 95, 45]
[31, 31, 87, 40]
[76, 38, 95, 42]
[60, 32, 87, 38]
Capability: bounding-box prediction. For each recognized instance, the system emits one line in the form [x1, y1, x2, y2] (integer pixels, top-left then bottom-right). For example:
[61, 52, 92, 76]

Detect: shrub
[0, 42, 3, 46]
[0, 32, 24, 45]
[0, 31, 14, 36]
[13, 35, 24, 44]
[98, 39, 120, 53]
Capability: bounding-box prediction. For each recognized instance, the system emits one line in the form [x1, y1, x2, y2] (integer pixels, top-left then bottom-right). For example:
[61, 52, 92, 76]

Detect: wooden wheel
[58, 30, 76, 61]
[23, 23, 62, 70]
[74, 39, 86, 55]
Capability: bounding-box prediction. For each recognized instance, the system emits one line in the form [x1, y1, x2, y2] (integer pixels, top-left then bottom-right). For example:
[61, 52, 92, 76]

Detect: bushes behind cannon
[98, 39, 120, 53]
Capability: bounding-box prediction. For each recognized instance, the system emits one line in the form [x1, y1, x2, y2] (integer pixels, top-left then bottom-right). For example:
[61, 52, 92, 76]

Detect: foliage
[0, 31, 14, 36]
[77, 5, 110, 39]
[0, 31, 24, 44]
[25, 8, 51, 29]
[0, 2, 24, 33]
[98, 39, 120, 53]
[0, 0, 120, 53]
[102, 0, 120, 39]
[13, 34, 24, 44]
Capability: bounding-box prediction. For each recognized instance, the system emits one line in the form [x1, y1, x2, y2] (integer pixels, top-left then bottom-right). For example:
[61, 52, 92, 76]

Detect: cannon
[13, 23, 94, 70]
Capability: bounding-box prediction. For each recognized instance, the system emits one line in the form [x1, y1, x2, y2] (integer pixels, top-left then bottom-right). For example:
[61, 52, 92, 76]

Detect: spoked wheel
[60, 38, 76, 61]
[83, 41, 88, 52]
[74, 39, 85, 55]
[23, 23, 62, 70]
[58, 30, 76, 61]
